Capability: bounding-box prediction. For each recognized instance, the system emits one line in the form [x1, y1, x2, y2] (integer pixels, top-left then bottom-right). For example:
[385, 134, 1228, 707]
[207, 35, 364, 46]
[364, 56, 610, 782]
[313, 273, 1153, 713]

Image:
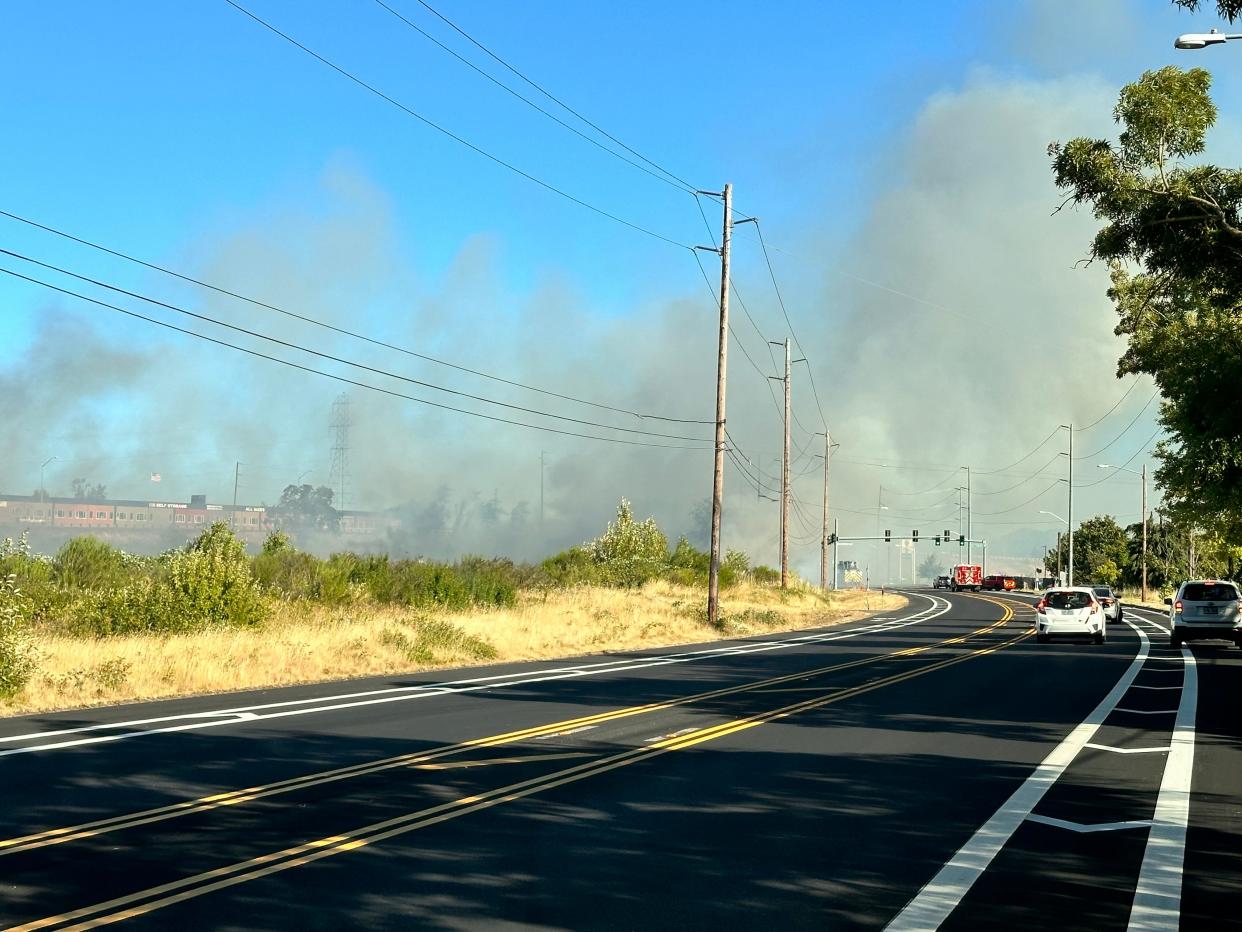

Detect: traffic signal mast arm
[827, 533, 986, 545]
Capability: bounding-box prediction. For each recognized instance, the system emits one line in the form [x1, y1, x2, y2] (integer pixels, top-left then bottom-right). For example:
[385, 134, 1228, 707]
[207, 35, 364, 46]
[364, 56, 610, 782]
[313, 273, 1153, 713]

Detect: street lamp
[1174, 28, 1242, 49]
[1099, 463, 1148, 604]
[39, 456, 56, 503]
[1059, 424, 1074, 586]
[1040, 510, 1067, 584]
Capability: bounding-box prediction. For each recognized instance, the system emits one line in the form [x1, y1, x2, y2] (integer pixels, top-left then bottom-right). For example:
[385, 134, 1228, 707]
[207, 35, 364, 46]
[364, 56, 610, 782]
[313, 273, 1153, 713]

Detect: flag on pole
[150, 473, 161, 482]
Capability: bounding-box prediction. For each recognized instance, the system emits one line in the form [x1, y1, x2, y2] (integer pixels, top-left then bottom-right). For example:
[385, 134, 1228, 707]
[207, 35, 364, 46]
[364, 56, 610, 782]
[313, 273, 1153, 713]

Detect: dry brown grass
[4, 583, 906, 716]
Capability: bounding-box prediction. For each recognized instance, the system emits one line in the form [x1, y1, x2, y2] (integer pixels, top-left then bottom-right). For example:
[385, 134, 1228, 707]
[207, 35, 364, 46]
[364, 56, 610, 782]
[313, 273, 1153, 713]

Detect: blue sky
[1, 0, 1236, 570]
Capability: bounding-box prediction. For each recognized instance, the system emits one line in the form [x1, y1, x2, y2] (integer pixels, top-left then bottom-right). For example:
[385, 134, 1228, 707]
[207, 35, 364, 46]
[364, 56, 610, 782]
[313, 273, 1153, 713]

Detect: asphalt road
[0, 589, 1237, 930]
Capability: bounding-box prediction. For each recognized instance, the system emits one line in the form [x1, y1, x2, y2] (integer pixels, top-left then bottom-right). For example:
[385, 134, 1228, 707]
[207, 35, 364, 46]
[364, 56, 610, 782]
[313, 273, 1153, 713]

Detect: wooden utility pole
[1140, 462, 1148, 603]
[780, 339, 791, 588]
[704, 183, 732, 628]
[231, 461, 240, 530]
[820, 430, 830, 589]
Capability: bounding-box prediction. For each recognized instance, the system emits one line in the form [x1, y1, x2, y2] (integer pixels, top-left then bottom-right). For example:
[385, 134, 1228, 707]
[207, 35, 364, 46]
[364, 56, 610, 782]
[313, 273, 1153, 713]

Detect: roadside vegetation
[0, 499, 904, 713]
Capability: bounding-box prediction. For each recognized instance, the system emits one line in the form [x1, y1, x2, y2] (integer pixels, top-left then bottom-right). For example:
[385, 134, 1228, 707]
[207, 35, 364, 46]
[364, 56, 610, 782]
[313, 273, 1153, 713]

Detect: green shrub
[70, 523, 268, 636]
[0, 573, 38, 697]
[540, 546, 603, 587]
[589, 499, 669, 587]
[751, 565, 780, 585]
[380, 618, 497, 665]
[54, 537, 130, 590]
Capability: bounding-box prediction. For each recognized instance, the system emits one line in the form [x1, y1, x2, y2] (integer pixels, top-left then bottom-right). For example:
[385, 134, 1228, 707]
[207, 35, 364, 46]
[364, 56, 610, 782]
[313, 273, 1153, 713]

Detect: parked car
[1091, 586, 1122, 623]
[1166, 579, 1242, 649]
[933, 575, 951, 589]
[1035, 587, 1107, 644]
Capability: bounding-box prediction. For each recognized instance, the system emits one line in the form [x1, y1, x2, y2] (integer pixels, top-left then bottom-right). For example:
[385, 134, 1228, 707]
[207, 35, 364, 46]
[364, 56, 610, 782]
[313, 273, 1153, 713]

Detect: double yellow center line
[13, 598, 1023, 931]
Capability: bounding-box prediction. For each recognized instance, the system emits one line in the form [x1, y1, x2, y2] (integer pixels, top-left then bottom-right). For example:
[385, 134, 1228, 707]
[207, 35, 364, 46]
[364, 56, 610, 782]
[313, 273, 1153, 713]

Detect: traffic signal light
[959, 534, 966, 546]
[912, 529, 919, 542]
[884, 529, 891, 543]
[828, 533, 837, 544]
[944, 529, 951, 541]
[934, 536, 941, 546]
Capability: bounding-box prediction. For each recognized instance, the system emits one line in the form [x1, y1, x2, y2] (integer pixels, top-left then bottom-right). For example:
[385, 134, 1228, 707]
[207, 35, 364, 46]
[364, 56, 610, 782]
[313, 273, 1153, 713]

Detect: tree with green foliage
[1174, 1, 1242, 20]
[275, 484, 339, 532]
[71, 478, 107, 500]
[1051, 66, 1242, 537]
[917, 552, 945, 584]
[1047, 515, 1130, 585]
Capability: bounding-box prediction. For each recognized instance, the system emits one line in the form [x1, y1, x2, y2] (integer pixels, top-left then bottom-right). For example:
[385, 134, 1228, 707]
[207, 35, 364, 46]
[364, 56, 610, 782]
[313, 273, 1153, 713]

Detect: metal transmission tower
[328, 393, 351, 512]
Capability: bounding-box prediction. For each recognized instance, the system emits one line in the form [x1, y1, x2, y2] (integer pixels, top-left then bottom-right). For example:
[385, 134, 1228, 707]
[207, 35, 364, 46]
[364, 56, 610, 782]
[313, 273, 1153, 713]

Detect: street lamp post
[1099, 462, 1148, 603]
[1040, 510, 1067, 585]
[1059, 424, 1074, 586]
[1174, 28, 1242, 49]
[39, 456, 56, 503]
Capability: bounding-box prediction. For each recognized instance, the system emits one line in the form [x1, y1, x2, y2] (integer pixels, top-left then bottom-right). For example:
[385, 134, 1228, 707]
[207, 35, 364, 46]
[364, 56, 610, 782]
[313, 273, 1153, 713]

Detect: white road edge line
[884, 620, 1151, 932]
[1127, 644, 1197, 931]
[1027, 814, 1154, 834]
[0, 592, 954, 758]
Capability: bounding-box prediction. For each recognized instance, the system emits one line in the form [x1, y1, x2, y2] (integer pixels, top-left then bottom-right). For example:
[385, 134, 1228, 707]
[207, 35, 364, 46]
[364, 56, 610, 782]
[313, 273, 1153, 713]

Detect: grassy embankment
[10, 582, 903, 715]
[0, 500, 905, 716]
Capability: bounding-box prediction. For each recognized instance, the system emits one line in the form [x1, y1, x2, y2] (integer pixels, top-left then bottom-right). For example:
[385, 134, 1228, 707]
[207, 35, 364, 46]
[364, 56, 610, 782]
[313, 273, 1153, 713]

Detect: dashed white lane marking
[1084, 743, 1170, 755]
[643, 727, 698, 744]
[532, 725, 597, 741]
[0, 592, 953, 758]
[884, 620, 1152, 932]
[1127, 645, 1197, 931]
[1028, 815, 1155, 834]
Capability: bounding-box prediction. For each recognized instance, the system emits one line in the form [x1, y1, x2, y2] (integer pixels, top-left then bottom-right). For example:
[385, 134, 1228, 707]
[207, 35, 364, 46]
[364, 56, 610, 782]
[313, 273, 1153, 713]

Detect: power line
[1078, 425, 1163, 489]
[1, 247, 712, 444]
[882, 467, 961, 496]
[974, 425, 1064, 476]
[973, 479, 1063, 516]
[371, 0, 692, 194]
[407, 0, 696, 191]
[0, 265, 714, 451]
[1075, 377, 1143, 431]
[0, 208, 709, 425]
[1073, 389, 1159, 460]
[971, 452, 1063, 496]
[222, 0, 688, 248]
[753, 221, 828, 432]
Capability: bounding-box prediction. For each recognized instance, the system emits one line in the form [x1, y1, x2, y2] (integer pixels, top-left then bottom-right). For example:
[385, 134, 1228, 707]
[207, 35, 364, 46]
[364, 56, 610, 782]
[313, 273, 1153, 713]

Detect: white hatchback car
[1036, 587, 1107, 644]
[1091, 586, 1123, 623]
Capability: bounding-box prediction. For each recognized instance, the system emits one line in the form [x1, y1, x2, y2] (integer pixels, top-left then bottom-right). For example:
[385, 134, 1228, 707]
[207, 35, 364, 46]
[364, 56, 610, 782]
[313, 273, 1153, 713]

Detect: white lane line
[1028, 815, 1155, 834]
[1084, 743, 1170, 755]
[1127, 645, 1197, 931]
[1115, 708, 1178, 716]
[0, 596, 948, 745]
[884, 621, 1151, 932]
[0, 593, 954, 758]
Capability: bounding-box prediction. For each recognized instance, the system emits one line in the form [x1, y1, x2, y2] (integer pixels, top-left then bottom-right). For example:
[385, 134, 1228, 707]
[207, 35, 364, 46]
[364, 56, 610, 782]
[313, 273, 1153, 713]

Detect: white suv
[1166, 580, 1242, 649]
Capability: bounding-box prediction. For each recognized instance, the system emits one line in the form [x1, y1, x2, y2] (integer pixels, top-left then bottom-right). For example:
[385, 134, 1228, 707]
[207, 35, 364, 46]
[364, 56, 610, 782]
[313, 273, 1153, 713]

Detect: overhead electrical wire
[971, 452, 1063, 496]
[1074, 377, 1143, 432]
[222, 0, 688, 248]
[1077, 425, 1163, 489]
[753, 221, 828, 433]
[973, 479, 1063, 517]
[974, 425, 1064, 476]
[407, 0, 696, 192]
[0, 208, 709, 425]
[371, 0, 691, 194]
[0, 265, 713, 451]
[1073, 389, 1159, 461]
[1, 247, 712, 444]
